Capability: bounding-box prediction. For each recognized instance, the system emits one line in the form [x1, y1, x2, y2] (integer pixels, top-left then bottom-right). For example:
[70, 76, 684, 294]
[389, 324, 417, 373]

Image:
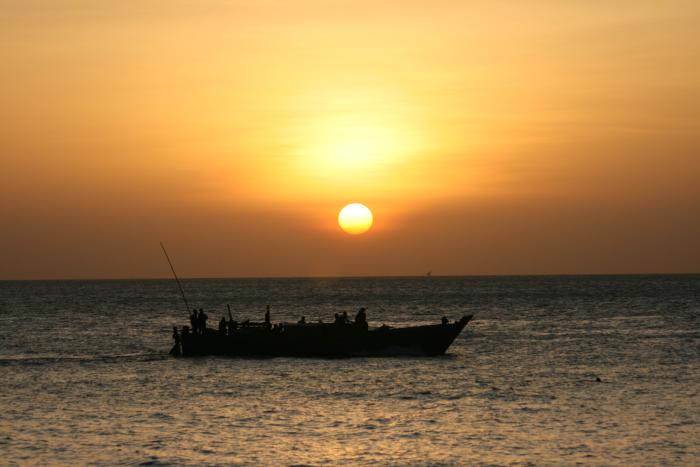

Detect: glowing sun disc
[338, 203, 373, 235]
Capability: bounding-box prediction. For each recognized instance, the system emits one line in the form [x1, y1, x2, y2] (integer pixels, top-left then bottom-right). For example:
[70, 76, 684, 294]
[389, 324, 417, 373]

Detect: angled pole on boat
[227, 304, 233, 322]
[160, 242, 190, 316]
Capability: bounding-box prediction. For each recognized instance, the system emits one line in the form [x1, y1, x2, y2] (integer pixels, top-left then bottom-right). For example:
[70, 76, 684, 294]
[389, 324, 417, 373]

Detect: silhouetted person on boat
[198, 308, 208, 334]
[342, 311, 349, 324]
[228, 319, 237, 335]
[219, 317, 227, 334]
[298, 316, 306, 324]
[190, 309, 198, 334]
[441, 316, 449, 325]
[334, 313, 341, 324]
[170, 326, 181, 356]
[264, 305, 271, 330]
[354, 307, 368, 330]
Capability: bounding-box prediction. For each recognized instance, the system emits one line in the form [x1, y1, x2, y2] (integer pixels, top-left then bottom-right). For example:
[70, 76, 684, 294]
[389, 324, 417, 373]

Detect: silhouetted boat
[172, 315, 473, 358]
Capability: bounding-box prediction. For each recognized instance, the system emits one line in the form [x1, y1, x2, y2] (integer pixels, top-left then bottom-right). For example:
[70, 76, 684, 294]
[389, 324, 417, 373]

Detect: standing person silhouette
[171, 326, 181, 356]
[264, 305, 271, 330]
[354, 307, 368, 330]
[198, 308, 208, 334]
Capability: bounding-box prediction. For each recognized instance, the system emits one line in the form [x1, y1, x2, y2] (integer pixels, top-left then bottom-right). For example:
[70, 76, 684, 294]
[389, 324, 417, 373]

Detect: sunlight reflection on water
[0, 275, 698, 465]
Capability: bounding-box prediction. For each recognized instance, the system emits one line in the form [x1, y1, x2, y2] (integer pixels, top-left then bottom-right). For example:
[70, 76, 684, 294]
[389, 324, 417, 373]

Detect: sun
[338, 203, 373, 235]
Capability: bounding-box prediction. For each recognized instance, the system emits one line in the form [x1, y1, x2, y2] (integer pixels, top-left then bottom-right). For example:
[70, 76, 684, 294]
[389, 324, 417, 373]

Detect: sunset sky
[1, 1, 699, 279]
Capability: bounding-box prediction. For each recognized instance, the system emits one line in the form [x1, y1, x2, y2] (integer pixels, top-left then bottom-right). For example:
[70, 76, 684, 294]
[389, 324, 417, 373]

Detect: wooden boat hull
[174, 315, 473, 358]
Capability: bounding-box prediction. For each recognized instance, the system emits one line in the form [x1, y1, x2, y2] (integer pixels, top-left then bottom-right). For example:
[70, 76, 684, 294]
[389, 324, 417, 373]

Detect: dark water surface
[1, 275, 698, 465]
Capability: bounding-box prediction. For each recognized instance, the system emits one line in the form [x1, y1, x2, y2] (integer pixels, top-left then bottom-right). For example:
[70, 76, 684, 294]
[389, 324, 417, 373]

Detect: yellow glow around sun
[216, 84, 467, 209]
[284, 85, 428, 191]
[301, 120, 405, 175]
[338, 203, 374, 235]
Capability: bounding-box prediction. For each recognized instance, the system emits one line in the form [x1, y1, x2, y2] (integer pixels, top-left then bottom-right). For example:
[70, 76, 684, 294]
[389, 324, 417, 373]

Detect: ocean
[0, 275, 698, 465]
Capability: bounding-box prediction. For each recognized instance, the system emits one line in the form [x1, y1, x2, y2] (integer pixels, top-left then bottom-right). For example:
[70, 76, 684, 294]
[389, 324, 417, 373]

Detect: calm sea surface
[0, 275, 698, 466]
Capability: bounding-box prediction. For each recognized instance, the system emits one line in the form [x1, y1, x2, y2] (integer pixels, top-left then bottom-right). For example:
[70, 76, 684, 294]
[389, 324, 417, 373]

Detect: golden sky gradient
[1, 1, 699, 279]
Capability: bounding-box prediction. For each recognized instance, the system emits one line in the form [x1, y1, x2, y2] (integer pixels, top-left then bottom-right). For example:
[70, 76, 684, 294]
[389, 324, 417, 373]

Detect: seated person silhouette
[354, 307, 368, 330]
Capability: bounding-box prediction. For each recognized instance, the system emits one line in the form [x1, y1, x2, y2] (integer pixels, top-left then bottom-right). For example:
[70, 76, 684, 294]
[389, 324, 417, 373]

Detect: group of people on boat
[171, 308, 212, 352]
[175, 305, 369, 341]
[333, 308, 368, 330]
[218, 316, 239, 335]
[189, 309, 208, 335]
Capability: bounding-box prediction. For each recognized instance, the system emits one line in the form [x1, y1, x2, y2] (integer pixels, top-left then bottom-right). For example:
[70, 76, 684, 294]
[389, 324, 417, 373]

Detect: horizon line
[1, 271, 699, 282]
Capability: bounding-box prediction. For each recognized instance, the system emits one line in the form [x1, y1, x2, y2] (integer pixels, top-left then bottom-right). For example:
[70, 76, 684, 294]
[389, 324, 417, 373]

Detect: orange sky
[1, 1, 699, 279]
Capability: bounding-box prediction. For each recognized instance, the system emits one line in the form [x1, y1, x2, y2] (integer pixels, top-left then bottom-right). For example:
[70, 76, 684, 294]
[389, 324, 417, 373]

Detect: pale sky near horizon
[1, 1, 699, 279]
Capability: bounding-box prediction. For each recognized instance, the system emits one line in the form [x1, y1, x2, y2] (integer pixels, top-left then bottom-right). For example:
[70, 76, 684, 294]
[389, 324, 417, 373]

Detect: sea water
[0, 275, 698, 465]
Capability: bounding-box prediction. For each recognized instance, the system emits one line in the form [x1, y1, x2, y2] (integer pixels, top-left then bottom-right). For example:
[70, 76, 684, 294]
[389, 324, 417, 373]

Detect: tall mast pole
[160, 242, 190, 317]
